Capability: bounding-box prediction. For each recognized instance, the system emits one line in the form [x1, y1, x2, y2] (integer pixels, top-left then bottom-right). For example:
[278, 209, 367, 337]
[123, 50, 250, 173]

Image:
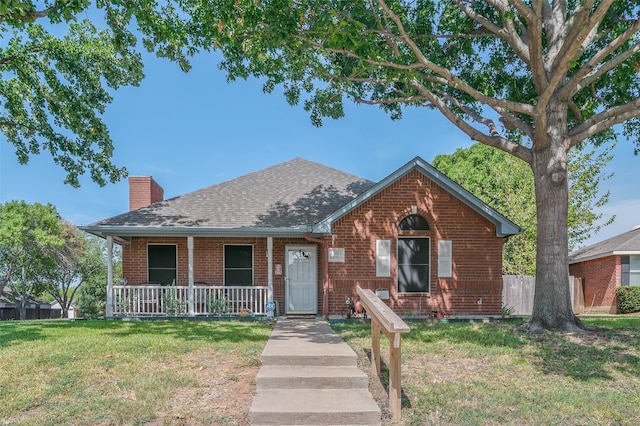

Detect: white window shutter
[438, 240, 452, 278]
[376, 240, 391, 277]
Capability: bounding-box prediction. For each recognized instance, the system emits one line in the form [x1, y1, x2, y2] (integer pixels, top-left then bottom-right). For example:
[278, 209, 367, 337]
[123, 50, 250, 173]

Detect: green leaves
[1, 2, 142, 187]
[0, 200, 64, 302]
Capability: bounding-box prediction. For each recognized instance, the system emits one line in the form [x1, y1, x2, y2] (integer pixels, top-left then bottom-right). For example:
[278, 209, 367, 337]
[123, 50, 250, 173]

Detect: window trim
[223, 244, 254, 286]
[147, 243, 177, 285]
[396, 236, 431, 294]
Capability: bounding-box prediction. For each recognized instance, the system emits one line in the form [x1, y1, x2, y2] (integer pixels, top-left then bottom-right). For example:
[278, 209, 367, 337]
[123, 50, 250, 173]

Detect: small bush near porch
[334, 316, 640, 425]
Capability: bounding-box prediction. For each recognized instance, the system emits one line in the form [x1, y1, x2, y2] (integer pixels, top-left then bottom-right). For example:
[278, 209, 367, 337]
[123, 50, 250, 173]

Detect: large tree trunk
[528, 106, 584, 332]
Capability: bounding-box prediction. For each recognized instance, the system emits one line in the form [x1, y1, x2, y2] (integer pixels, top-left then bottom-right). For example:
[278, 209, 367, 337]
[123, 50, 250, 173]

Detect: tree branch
[456, 0, 532, 63]
[0, 1, 71, 25]
[568, 98, 640, 145]
[563, 19, 640, 98]
[542, 0, 614, 106]
[410, 80, 533, 164]
[295, 32, 535, 117]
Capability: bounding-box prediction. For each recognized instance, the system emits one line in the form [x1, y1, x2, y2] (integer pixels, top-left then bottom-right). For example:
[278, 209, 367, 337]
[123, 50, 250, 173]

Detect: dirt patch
[149, 349, 258, 426]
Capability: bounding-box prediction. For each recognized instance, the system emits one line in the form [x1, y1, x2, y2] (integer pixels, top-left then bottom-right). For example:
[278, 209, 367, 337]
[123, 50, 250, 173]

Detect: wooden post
[371, 318, 381, 376]
[389, 339, 402, 417]
[356, 286, 410, 421]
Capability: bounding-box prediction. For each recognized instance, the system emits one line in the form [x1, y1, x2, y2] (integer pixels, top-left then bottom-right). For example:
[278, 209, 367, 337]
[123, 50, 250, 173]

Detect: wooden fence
[502, 275, 584, 315]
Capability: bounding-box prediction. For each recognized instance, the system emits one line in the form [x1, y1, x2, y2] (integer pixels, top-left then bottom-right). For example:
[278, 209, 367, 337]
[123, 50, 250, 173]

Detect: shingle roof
[88, 158, 375, 230]
[569, 226, 640, 263]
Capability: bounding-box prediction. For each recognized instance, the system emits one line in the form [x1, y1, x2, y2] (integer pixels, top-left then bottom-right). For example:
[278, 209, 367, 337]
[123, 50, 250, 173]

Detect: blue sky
[1, 50, 638, 248]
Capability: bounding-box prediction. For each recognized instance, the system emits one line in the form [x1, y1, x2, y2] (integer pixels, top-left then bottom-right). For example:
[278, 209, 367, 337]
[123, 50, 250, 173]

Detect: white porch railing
[111, 285, 269, 317]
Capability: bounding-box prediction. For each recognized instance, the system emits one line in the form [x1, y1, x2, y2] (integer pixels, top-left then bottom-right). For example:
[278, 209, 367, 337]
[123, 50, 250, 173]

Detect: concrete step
[249, 388, 381, 426]
[256, 365, 369, 390]
[261, 352, 357, 367]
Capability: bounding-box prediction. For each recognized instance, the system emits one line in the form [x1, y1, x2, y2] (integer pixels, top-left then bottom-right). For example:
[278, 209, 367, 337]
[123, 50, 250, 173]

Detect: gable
[313, 157, 521, 237]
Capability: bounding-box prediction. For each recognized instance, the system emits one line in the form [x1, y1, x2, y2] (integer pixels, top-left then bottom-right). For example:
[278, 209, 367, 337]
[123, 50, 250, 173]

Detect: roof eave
[569, 250, 640, 264]
[80, 225, 328, 241]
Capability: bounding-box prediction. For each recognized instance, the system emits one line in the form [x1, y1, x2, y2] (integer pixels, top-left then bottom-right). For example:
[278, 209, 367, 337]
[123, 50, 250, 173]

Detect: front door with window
[285, 245, 318, 314]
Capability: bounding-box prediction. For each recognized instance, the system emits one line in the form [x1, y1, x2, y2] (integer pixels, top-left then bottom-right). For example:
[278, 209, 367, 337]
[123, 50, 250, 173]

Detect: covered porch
[103, 235, 281, 318]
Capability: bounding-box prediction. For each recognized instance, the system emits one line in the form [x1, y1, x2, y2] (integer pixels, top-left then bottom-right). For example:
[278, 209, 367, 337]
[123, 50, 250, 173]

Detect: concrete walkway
[249, 318, 381, 426]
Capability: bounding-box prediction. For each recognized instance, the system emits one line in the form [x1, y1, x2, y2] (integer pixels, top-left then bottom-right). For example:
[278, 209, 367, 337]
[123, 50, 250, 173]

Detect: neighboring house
[569, 225, 640, 313]
[0, 292, 53, 321]
[81, 157, 521, 318]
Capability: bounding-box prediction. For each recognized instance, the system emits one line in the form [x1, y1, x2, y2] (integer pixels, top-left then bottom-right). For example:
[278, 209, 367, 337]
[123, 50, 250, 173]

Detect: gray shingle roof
[89, 158, 375, 230]
[569, 226, 640, 263]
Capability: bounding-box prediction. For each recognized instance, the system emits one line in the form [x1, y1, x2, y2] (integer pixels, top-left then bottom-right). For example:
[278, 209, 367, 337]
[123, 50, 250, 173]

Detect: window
[148, 245, 177, 285]
[376, 240, 391, 277]
[624, 256, 640, 286]
[397, 214, 430, 293]
[398, 215, 429, 231]
[398, 238, 430, 292]
[225, 245, 253, 286]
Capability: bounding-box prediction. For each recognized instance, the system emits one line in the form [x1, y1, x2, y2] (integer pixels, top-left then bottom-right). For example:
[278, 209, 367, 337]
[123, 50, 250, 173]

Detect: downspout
[304, 233, 330, 321]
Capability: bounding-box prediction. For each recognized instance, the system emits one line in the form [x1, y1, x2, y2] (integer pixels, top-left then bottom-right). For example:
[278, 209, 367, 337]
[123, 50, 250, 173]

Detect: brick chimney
[128, 176, 164, 211]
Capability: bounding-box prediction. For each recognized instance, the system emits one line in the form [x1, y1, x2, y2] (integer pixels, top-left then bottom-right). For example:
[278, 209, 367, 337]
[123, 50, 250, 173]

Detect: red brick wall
[569, 256, 620, 313]
[128, 176, 164, 211]
[324, 169, 504, 316]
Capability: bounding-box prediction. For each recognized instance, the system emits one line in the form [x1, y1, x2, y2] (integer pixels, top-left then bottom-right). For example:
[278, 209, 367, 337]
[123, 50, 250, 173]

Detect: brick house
[82, 157, 521, 318]
[569, 226, 640, 313]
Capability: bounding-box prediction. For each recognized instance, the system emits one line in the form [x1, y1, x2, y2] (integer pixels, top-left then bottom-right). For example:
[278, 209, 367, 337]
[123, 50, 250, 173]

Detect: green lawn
[0, 320, 273, 426]
[334, 316, 640, 425]
[1, 317, 639, 425]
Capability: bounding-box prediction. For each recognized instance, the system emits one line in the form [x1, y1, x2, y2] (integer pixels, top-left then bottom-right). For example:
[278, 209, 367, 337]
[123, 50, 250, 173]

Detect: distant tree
[76, 241, 121, 318]
[432, 143, 614, 275]
[122, 0, 639, 331]
[37, 224, 105, 318]
[0, 1, 147, 187]
[0, 201, 64, 319]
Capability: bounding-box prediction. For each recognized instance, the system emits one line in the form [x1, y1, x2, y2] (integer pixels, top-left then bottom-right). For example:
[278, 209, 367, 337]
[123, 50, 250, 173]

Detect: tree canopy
[0, 1, 146, 186]
[0, 200, 64, 318]
[38, 222, 106, 318]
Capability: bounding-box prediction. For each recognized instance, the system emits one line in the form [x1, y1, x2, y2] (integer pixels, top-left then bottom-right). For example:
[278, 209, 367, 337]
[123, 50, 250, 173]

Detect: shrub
[616, 287, 640, 314]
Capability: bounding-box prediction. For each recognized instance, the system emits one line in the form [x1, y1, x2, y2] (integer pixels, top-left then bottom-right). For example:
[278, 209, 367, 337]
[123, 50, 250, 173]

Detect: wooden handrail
[356, 287, 410, 420]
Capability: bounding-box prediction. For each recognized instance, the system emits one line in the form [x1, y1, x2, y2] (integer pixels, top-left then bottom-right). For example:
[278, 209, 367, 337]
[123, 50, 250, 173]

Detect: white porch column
[106, 235, 114, 317]
[267, 237, 273, 302]
[188, 236, 195, 316]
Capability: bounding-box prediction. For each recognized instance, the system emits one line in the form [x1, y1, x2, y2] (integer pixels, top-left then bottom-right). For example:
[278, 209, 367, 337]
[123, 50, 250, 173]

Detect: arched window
[397, 215, 430, 293]
[398, 214, 429, 231]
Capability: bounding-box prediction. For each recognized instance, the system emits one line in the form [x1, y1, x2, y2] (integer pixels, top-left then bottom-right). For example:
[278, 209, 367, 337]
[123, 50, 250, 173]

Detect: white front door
[285, 245, 318, 314]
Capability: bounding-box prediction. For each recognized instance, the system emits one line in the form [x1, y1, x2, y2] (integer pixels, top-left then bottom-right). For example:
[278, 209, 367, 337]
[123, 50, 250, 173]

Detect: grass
[0, 319, 273, 426]
[1, 317, 639, 425]
[333, 316, 640, 425]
